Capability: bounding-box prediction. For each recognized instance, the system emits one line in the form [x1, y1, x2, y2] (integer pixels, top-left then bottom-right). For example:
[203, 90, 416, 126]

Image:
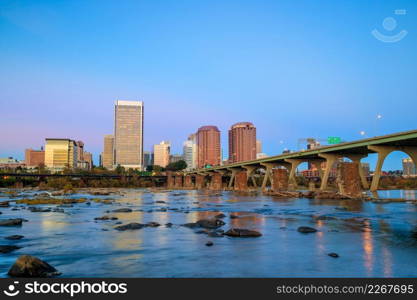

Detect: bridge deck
[193, 129, 417, 172]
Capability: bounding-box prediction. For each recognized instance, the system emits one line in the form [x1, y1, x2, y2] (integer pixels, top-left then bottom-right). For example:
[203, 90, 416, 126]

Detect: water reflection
[362, 220, 374, 276]
[0, 188, 417, 277]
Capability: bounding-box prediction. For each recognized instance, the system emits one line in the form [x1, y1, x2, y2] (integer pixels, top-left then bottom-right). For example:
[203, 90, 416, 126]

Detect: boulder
[165, 223, 173, 228]
[215, 213, 226, 219]
[0, 245, 21, 253]
[94, 215, 118, 221]
[297, 226, 317, 233]
[206, 241, 214, 247]
[112, 208, 132, 213]
[328, 252, 339, 258]
[0, 201, 10, 207]
[196, 219, 225, 229]
[146, 222, 160, 227]
[114, 223, 145, 231]
[224, 228, 262, 237]
[181, 222, 199, 228]
[0, 219, 23, 226]
[5, 235, 24, 240]
[208, 231, 224, 238]
[230, 214, 239, 219]
[8, 255, 60, 277]
[29, 207, 51, 212]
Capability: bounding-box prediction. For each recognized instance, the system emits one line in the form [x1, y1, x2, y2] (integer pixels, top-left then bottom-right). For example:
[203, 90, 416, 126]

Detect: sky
[0, 0, 416, 170]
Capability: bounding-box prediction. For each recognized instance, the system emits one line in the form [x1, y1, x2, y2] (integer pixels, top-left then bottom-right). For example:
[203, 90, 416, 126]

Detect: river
[1, 188, 417, 277]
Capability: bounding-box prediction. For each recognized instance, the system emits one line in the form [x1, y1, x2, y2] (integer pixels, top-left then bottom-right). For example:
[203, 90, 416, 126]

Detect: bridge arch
[368, 145, 417, 191]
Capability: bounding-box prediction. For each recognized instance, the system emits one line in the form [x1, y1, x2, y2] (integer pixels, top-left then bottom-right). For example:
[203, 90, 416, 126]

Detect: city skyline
[1, 0, 417, 170]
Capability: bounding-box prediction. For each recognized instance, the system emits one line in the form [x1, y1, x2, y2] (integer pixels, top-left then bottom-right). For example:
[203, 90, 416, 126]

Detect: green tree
[115, 164, 125, 175]
[166, 160, 187, 171]
[146, 165, 154, 172]
[152, 165, 164, 173]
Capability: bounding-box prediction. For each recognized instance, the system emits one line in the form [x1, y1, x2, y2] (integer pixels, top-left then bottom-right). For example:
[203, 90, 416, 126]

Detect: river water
[1, 188, 417, 278]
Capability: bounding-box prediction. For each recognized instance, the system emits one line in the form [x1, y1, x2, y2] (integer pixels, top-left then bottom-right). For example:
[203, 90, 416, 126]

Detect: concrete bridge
[176, 129, 417, 195]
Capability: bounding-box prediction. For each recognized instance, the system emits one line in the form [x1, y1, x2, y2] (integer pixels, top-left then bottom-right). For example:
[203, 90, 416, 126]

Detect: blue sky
[0, 0, 416, 170]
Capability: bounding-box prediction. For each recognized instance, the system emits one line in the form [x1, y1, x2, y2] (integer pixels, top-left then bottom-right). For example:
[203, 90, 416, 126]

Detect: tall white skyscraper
[183, 133, 197, 170]
[114, 100, 144, 170]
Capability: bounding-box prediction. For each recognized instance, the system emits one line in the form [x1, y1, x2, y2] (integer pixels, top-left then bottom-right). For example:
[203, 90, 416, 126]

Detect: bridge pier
[227, 167, 241, 188]
[284, 159, 302, 190]
[234, 170, 248, 191]
[184, 175, 194, 188]
[242, 165, 258, 187]
[174, 175, 183, 188]
[261, 163, 280, 190]
[346, 154, 369, 189]
[337, 162, 362, 197]
[167, 172, 175, 189]
[271, 168, 289, 192]
[318, 153, 341, 191]
[209, 172, 223, 190]
[195, 174, 206, 189]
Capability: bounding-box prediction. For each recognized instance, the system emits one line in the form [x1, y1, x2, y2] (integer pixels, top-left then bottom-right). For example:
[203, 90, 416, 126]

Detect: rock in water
[196, 219, 225, 229]
[146, 222, 160, 227]
[5, 235, 24, 240]
[8, 255, 60, 277]
[0, 245, 21, 253]
[94, 215, 118, 220]
[112, 208, 132, 213]
[297, 226, 318, 233]
[0, 201, 10, 207]
[224, 228, 262, 237]
[114, 223, 145, 231]
[215, 213, 226, 219]
[328, 252, 339, 258]
[181, 222, 199, 228]
[29, 207, 51, 212]
[0, 219, 23, 226]
[206, 241, 214, 247]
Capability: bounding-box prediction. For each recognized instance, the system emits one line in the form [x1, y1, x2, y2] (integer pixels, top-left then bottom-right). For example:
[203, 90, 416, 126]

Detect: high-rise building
[25, 148, 45, 167]
[75, 141, 84, 164]
[228, 122, 256, 163]
[183, 134, 197, 170]
[114, 100, 144, 170]
[256, 140, 262, 154]
[403, 158, 417, 177]
[83, 152, 93, 170]
[102, 134, 114, 170]
[170, 154, 184, 163]
[44, 138, 77, 170]
[143, 151, 153, 169]
[153, 141, 170, 167]
[197, 126, 221, 168]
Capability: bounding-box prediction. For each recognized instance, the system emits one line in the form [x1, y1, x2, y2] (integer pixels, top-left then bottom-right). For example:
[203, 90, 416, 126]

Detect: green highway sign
[328, 137, 341, 144]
